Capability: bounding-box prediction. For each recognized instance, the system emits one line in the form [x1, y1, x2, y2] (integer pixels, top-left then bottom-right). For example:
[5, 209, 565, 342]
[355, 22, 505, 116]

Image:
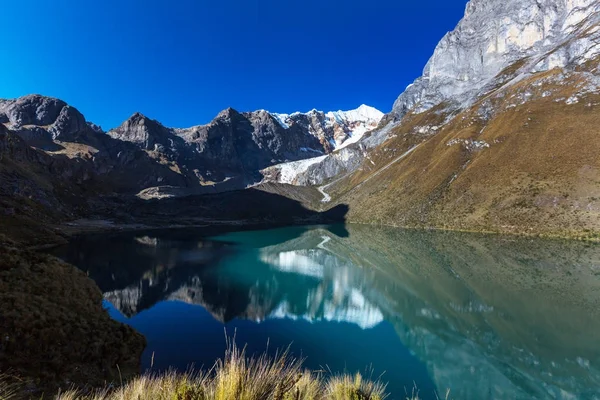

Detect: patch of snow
[447, 138, 490, 151]
[272, 155, 328, 185]
[271, 113, 290, 129]
[335, 125, 370, 150]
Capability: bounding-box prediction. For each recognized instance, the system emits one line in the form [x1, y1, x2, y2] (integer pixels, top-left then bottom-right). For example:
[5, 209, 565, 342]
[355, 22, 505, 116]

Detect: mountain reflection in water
[54, 225, 600, 400]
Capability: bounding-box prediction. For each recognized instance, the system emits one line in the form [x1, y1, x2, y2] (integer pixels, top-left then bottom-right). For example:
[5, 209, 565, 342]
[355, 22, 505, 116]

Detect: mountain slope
[305, 0, 600, 239]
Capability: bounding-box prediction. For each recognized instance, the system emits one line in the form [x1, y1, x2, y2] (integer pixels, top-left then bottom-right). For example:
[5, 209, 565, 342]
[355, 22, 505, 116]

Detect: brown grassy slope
[327, 68, 600, 239]
[0, 235, 146, 393]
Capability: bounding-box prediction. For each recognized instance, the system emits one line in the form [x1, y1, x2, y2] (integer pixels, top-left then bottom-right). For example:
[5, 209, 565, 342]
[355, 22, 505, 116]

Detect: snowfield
[276, 155, 328, 184]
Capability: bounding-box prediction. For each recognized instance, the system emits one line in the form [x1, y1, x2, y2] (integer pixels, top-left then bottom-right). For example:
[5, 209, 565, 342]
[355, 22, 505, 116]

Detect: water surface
[55, 225, 600, 399]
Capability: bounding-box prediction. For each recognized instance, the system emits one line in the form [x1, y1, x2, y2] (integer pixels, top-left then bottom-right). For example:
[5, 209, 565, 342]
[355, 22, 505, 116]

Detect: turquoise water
[56, 225, 600, 399]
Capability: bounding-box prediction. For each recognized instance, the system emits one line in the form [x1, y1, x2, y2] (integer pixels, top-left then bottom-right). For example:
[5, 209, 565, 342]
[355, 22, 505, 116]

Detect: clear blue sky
[0, 0, 467, 129]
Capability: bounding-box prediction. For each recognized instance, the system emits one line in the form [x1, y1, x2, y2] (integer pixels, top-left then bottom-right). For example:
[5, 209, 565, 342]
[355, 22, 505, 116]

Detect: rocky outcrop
[389, 0, 600, 120]
[108, 112, 177, 151]
[0, 95, 66, 128]
[0, 95, 90, 149]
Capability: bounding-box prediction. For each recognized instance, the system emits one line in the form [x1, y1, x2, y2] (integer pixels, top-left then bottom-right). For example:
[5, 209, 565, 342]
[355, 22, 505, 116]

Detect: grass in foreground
[3, 342, 390, 400]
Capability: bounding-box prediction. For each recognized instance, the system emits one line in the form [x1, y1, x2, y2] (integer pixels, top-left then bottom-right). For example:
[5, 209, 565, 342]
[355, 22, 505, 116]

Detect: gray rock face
[390, 0, 600, 119]
[0, 95, 66, 127]
[108, 108, 325, 183]
[0, 95, 93, 147]
[48, 106, 88, 140]
[175, 108, 323, 172]
[107, 112, 171, 151]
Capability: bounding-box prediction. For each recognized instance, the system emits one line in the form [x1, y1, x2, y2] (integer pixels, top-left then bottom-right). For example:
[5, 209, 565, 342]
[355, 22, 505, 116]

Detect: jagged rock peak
[128, 111, 147, 121]
[0, 94, 92, 142]
[109, 112, 173, 150]
[0, 94, 67, 128]
[122, 111, 164, 126]
[390, 0, 600, 118]
[215, 107, 242, 120]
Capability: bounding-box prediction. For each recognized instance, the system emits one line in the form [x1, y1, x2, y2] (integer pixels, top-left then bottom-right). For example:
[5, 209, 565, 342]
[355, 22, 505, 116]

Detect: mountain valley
[2, 0, 600, 396]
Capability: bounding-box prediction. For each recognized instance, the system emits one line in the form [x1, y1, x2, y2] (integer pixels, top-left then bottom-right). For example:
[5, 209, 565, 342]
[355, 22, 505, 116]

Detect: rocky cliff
[390, 0, 600, 120]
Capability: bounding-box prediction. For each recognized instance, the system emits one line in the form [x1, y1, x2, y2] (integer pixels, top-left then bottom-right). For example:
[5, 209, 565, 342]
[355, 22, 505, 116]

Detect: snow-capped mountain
[0, 95, 382, 197]
[259, 105, 384, 186]
[271, 104, 383, 151]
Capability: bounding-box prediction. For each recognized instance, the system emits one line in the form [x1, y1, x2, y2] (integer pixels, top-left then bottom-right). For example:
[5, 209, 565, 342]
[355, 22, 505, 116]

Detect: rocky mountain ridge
[0, 95, 382, 195]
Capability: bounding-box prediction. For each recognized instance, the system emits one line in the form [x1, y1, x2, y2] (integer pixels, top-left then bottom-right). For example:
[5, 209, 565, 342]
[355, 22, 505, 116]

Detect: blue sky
[0, 0, 467, 129]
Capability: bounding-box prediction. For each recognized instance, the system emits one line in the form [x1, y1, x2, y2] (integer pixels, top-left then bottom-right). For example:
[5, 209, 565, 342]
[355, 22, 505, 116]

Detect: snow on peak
[270, 113, 290, 129]
[269, 105, 384, 150]
[328, 104, 384, 124]
[271, 105, 383, 125]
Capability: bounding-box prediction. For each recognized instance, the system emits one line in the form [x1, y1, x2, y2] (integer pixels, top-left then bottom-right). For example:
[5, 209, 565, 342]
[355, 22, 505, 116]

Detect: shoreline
[31, 216, 600, 253]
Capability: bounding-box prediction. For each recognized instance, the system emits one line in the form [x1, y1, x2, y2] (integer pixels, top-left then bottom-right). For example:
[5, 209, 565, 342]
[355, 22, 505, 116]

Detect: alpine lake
[52, 224, 600, 399]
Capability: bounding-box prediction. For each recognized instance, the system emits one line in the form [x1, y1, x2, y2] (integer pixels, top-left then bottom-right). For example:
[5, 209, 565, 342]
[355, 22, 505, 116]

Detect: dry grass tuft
[0, 342, 389, 400]
[0, 374, 20, 400]
[325, 373, 387, 400]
